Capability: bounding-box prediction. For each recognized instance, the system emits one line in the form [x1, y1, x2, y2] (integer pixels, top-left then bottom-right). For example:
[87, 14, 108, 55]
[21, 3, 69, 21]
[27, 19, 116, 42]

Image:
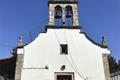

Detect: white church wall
[21, 29, 110, 80]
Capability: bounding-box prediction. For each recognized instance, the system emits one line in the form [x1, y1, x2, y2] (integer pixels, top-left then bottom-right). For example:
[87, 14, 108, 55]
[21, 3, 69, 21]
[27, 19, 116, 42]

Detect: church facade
[14, 0, 111, 80]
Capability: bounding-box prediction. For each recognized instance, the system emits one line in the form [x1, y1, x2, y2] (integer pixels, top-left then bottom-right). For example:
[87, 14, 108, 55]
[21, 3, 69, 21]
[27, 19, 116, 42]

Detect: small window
[60, 44, 68, 55]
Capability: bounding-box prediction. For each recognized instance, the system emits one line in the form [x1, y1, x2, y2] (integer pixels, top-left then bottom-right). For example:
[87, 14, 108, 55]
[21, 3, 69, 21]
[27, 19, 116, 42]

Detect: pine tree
[108, 56, 118, 73]
[118, 59, 120, 71]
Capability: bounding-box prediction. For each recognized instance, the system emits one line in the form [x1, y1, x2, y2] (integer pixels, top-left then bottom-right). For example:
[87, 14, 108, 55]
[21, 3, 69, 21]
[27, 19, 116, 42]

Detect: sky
[0, 0, 120, 60]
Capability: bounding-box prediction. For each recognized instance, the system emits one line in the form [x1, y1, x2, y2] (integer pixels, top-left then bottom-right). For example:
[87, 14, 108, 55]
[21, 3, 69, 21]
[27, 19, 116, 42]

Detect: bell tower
[48, 0, 79, 27]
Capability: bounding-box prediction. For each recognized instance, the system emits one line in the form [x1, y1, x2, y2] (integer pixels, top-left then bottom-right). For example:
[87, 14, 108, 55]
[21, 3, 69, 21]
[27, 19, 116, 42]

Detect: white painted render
[20, 28, 110, 80]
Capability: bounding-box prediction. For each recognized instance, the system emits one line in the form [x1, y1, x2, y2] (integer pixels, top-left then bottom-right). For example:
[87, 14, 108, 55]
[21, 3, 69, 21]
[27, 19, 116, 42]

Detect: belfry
[48, 0, 79, 27]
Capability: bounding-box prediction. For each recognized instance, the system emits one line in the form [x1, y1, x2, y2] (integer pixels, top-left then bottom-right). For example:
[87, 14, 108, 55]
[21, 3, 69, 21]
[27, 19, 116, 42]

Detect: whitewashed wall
[20, 28, 110, 80]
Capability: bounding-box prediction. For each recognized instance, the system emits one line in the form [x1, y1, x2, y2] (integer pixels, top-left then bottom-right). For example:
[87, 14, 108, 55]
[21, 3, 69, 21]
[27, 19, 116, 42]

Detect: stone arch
[65, 5, 73, 26]
[54, 5, 62, 26]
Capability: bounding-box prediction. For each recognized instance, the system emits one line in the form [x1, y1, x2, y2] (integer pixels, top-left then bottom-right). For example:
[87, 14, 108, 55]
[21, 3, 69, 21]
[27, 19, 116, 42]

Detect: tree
[108, 56, 118, 73]
[118, 59, 120, 71]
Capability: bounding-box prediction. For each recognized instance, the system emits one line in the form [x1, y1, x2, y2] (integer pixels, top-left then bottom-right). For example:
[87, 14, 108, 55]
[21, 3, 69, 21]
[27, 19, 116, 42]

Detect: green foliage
[118, 60, 120, 71]
[108, 55, 120, 73]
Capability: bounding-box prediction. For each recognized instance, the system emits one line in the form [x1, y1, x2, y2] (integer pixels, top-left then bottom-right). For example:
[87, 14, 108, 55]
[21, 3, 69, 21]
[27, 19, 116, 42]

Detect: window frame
[60, 44, 68, 55]
[54, 72, 74, 80]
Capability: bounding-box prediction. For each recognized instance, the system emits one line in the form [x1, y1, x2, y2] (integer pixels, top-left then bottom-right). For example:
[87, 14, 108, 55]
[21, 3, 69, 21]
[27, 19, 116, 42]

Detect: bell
[66, 11, 72, 18]
[55, 11, 61, 18]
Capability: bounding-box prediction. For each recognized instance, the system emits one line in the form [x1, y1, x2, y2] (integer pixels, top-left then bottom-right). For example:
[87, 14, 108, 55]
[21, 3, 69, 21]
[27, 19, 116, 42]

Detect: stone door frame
[54, 72, 74, 80]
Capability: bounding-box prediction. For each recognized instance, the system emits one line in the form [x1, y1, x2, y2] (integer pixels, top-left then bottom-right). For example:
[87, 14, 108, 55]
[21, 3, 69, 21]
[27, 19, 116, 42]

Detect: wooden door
[57, 75, 72, 80]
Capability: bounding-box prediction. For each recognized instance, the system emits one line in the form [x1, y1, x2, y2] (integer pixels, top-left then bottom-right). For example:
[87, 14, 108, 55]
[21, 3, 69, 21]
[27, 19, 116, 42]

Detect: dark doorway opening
[57, 75, 72, 80]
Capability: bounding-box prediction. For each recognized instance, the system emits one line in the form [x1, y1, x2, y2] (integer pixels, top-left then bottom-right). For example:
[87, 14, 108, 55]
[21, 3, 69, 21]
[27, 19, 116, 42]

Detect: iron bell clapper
[66, 10, 72, 18]
[55, 11, 61, 18]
